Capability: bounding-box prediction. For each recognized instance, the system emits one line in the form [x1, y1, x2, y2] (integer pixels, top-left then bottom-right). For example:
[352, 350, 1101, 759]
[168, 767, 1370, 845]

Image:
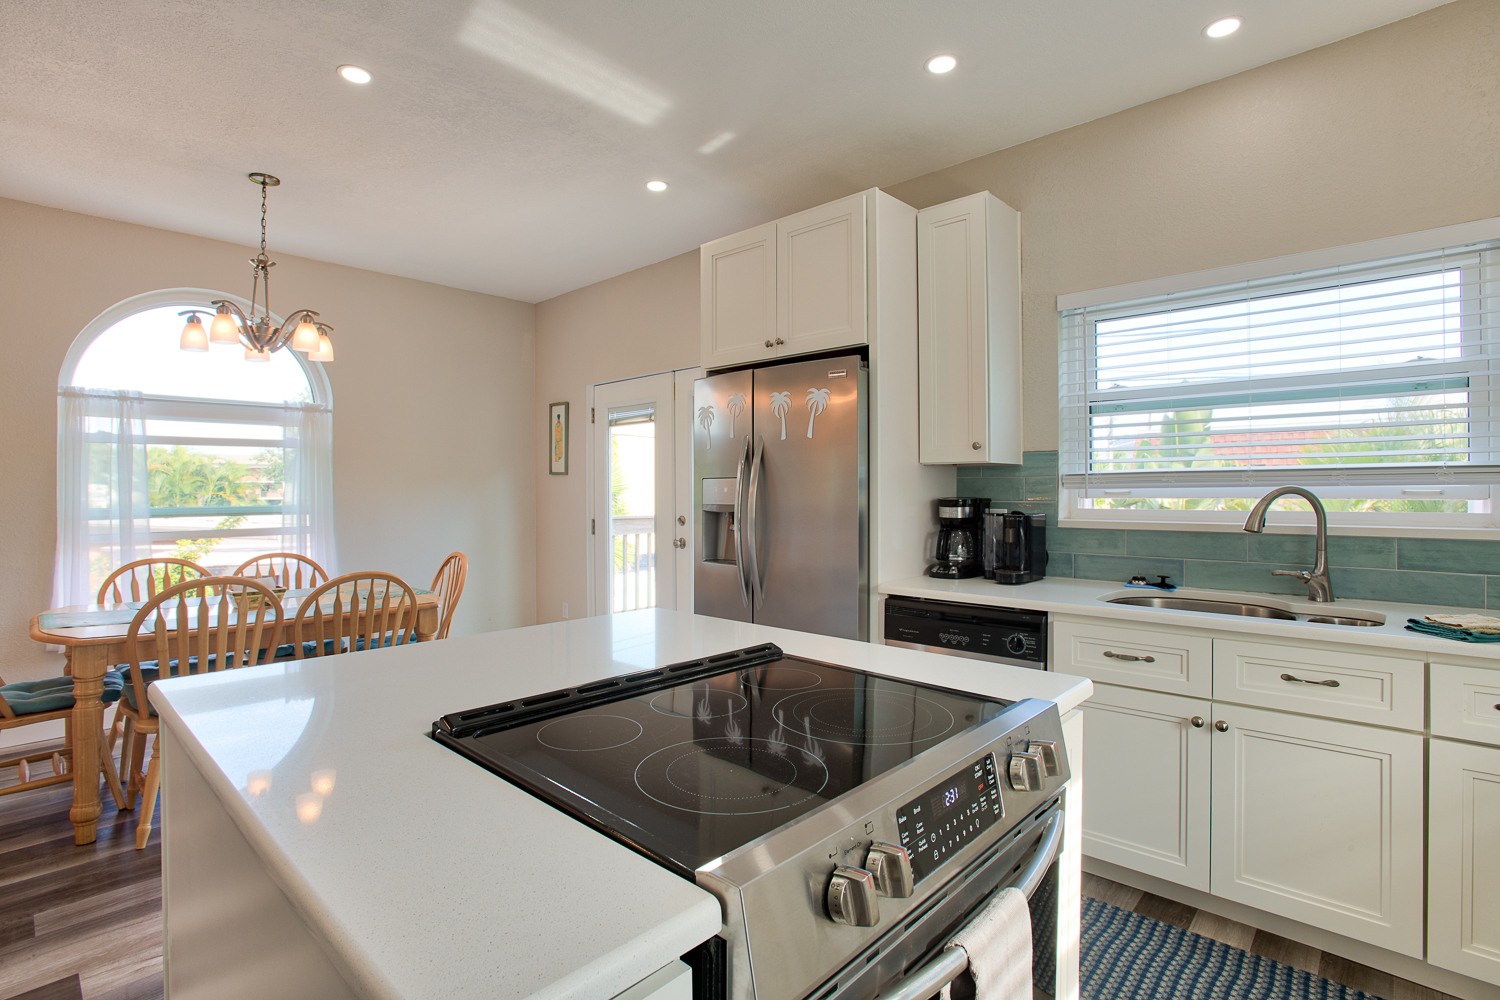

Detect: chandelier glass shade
[180, 172, 335, 363]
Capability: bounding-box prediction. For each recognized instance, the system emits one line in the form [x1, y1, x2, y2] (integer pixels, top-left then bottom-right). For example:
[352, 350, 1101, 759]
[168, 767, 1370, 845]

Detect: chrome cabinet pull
[1103, 650, 1156, 663]
[1280, 672, 1339, 688]
[1189, 716, 1205, 728]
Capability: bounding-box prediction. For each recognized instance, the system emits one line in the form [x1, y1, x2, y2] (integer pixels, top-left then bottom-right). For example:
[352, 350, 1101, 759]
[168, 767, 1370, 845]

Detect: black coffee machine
[989, 510, 1048, 585]
[928, 497, 988, 579]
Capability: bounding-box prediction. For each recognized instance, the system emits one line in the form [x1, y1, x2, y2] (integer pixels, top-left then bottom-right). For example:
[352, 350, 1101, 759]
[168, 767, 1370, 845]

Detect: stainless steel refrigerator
[693, 354, 868, 640]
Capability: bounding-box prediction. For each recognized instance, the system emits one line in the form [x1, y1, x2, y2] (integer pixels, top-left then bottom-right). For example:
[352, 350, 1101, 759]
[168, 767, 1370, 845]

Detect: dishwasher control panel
[884, 596, 1046, 667]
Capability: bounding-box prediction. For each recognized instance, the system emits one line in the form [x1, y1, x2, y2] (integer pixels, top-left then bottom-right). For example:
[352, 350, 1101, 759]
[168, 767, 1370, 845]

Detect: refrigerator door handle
[733, 434, 753, 608]
[745, 434, 767, 605]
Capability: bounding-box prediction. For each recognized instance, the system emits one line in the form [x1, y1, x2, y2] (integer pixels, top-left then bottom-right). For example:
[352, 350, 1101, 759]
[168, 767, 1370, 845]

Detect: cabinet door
[1080, 684, 1211, 890]
[1209, 704, 1423, 957]
[701, 222, 776, 369]
[916, 193, 1020, 465]
[777, 193, 867, 356]
[1428, 739, 1500, 986]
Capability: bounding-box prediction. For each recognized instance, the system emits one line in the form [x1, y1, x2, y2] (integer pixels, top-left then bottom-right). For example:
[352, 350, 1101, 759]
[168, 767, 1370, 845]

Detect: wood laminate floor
[0, 764, 1470, 1000]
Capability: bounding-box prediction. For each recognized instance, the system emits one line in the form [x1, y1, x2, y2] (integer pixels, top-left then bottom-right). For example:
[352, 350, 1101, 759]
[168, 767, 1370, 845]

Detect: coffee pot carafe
[928, 497, 987, 579]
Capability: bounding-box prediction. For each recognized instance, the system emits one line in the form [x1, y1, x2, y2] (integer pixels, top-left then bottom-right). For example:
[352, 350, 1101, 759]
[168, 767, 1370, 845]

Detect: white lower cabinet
[1209, 704, 1424, 957]
[1428, 739, 1500, 985]
[1079, 684, 1210, 890]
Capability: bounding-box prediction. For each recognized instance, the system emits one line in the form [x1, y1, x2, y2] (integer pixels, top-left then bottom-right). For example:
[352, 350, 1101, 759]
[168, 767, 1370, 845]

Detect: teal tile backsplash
[957, 451, 1498, 610]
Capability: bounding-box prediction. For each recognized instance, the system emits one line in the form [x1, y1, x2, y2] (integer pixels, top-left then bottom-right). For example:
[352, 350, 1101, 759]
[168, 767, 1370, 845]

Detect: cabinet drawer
[1051, 618, 1211, 697]
[1431, 661, 1500, 747]
[1212, 639, 1423, 730]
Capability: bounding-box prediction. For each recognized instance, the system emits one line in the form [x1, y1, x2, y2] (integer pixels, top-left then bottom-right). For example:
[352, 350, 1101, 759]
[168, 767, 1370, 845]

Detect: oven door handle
[877, 812, 1064, 1000]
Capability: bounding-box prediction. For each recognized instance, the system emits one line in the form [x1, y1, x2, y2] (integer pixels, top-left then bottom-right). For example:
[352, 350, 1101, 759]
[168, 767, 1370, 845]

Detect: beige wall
[533, 251, 700, 623]
[0, 197, 537, 681]
[887, 0, 1500, 450]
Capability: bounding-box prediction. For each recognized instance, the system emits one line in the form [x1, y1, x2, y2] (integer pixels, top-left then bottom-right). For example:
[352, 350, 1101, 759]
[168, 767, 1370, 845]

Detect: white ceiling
[0, 0, 1452, 303]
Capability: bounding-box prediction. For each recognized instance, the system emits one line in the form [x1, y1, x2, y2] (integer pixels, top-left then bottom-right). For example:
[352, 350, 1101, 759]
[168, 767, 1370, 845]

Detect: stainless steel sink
[1105, 592, 1385, 627]
[1109, 595, 1296, 620]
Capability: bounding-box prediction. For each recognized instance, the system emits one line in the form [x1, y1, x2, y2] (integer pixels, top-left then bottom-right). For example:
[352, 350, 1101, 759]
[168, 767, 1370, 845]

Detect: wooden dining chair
[97, 557, 208, 606]
[429, 552, 468, 641]
[291, 572, 418, 658]
[233, 552, 329, 590]
[0, 673, 126, 809]
[118, 575, 284, 849]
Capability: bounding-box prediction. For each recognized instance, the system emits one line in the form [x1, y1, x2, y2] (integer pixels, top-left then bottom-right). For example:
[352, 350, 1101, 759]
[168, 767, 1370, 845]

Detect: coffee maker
[928, 497, 987, 579]
[992, 510, 1048, 585]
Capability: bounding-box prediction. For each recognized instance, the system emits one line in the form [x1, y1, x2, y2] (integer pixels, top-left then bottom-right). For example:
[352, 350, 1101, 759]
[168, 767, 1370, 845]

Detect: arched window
[54, 289, 334, 607]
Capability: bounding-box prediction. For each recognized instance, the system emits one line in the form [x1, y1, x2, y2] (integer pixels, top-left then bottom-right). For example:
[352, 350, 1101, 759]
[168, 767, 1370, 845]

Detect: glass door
[590, 373, 676, 614]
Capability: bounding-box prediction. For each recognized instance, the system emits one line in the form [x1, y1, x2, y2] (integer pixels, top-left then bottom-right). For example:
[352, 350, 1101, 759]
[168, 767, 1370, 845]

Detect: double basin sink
[1103, 590, 1386, 628]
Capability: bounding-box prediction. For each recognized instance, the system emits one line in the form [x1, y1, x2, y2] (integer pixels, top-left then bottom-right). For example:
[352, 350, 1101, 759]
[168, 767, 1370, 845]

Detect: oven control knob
[1029, 740, 1061, 777]
[1008, 750, 1044, 791]
[865, 842, 914, 898]
[826, 865, 881, 927]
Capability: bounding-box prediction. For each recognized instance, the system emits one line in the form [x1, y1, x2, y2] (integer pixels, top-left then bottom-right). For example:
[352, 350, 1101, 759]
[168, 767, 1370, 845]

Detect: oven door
[816, 801, 1064, 1000]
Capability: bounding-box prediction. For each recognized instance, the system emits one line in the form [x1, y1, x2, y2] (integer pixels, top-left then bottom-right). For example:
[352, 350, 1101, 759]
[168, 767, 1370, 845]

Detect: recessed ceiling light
[926, 54, 957, 75]
[337, 64, 372, 84]
[1203, 16, 1243, 39]
[645, 180, 668, 193]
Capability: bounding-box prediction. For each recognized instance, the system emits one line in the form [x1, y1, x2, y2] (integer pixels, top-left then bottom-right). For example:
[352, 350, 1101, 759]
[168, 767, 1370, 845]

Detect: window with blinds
[1058, 235, 1500, 525]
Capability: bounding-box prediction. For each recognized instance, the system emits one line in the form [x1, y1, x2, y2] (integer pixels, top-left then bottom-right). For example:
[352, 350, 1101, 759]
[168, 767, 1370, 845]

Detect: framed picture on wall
[548, 401, 569, 475]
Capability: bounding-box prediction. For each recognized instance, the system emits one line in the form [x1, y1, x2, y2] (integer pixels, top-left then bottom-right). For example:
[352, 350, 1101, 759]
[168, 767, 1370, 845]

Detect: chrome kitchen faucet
[1242, 485, 1334, 602]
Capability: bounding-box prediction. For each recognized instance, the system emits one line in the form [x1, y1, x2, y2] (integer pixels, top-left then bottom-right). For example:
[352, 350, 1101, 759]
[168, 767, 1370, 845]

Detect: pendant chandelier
[179, 172, 335, 363]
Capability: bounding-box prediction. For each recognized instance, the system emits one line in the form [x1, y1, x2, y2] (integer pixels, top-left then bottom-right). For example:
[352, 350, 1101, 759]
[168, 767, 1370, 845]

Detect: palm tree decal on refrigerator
[805, 387, 831, 439]
[770, 391, 791, 440]
[726, 392, 746, 438]
[697, 405, 715, 449]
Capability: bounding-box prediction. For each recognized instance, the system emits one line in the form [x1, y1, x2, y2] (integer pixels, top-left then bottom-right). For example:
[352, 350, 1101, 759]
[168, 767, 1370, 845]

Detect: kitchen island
[149, 610, 1093, 1000]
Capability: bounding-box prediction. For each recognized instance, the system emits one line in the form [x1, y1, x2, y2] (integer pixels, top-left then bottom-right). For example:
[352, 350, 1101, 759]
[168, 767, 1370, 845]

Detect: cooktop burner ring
[648, 686, 748, 720]
[771, 688, 959, 746]
[635, 737, 831, 816]
[535, 714, 644, 752]
[739, 665, 823, 692]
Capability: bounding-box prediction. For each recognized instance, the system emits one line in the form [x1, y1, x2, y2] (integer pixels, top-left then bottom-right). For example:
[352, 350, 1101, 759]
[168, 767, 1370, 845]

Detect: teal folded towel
[1405, 618, 1500, 642]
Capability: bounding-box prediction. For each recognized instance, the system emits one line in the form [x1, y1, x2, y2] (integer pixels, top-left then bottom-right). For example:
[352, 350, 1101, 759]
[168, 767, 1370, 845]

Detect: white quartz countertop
[148, 610, 1093, 1000]
[880, 575, 1500, 663]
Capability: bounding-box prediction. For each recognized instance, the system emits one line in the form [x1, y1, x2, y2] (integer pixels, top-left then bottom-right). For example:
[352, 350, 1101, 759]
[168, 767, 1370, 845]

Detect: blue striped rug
[1081, 897, 1382, 999]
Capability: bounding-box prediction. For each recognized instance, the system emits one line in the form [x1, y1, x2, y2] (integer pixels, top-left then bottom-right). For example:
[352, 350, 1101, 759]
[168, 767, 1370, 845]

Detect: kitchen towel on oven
[940, 885, 1032, 1000]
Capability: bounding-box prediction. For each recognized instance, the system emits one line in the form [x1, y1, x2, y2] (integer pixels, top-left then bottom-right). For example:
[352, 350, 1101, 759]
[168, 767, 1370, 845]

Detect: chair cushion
[2, 671, 123, 716]
[353, 635, 420, 651]
[272, 639, 349, 660]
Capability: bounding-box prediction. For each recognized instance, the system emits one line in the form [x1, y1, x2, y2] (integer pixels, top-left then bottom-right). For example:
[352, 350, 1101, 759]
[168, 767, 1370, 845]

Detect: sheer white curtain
[54, 388, 149, 608]
[282, 403, 337, 573]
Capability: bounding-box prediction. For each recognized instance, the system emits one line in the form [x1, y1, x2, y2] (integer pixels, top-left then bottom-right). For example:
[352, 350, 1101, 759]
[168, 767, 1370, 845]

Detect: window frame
[56, 288, 334, 601]
[1056, 217, 1500, 534]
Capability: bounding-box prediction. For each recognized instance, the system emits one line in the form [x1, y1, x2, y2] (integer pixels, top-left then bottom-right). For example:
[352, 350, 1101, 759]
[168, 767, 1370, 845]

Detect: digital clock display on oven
[894, 754, 1004, 883]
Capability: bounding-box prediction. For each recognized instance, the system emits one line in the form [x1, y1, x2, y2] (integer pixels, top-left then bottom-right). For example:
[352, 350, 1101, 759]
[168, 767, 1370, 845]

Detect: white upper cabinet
[701, 193, 869, 370]
[700, 222, 776, 369]
[916, 192, 1021, 465]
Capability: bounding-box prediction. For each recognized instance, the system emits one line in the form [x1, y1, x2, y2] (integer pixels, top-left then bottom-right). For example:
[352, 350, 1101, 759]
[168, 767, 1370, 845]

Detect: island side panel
[160, 728, 361, 1000]
[1055, 708, 1084, 1000]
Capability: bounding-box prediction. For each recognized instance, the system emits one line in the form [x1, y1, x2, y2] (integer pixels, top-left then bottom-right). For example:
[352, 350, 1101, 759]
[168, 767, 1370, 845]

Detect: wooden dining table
[29, 589, 439, 845]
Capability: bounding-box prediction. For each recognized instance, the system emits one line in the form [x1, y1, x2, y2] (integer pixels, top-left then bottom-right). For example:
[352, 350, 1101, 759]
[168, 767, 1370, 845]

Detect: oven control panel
[894, 753, 1004, 883]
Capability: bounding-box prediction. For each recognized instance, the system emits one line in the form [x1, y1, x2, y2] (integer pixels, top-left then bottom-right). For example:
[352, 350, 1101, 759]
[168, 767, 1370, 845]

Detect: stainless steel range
[431, 643, 1069, 1000]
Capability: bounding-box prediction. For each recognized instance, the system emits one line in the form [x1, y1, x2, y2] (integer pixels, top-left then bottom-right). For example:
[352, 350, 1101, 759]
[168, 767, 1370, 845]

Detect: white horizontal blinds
[1060, 241, 1500, 493]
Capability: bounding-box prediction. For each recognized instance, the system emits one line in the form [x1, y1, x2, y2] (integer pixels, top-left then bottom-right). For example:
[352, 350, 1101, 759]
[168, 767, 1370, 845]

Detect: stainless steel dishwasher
[883, 595, 1047, 668]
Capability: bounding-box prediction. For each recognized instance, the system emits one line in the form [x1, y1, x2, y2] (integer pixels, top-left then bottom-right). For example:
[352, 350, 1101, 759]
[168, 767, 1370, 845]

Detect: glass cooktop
[432, 645, 1008, 877]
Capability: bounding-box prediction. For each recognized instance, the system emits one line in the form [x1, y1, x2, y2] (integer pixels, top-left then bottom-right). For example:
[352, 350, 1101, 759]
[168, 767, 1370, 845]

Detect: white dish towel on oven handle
[937, 885, 1032, 1000]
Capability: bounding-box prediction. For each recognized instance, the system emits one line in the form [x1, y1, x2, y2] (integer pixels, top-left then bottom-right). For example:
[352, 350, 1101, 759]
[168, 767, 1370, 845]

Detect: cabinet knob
[673, 537, 686, 549]
[1190, 716, 1205, 728]
[1214, 720, 1229, 733]
[764, 339, 775, 349]
[971, 441, 982, 450]
[677, 515, 686, 526]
